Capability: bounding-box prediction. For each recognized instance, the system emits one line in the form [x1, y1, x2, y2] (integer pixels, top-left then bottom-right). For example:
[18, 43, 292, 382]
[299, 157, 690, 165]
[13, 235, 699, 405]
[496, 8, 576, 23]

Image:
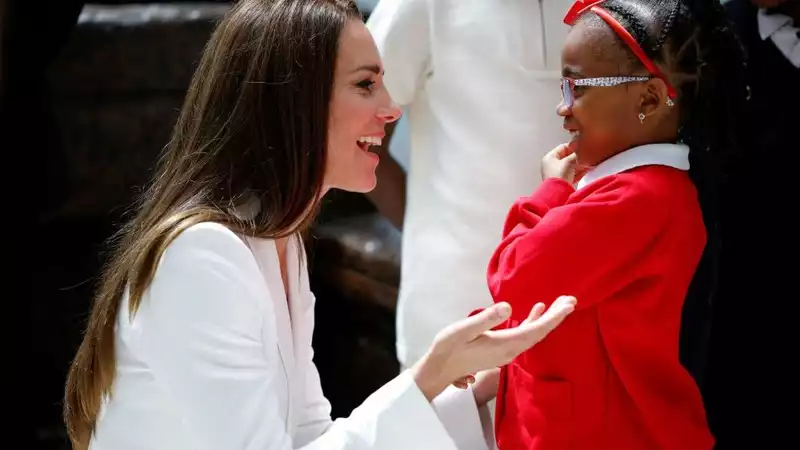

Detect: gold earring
[638, 112, 645, 124]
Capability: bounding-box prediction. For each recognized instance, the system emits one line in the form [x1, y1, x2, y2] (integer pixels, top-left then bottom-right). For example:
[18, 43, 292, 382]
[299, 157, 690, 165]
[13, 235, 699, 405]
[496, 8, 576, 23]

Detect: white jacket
[90, 222, 491, 450]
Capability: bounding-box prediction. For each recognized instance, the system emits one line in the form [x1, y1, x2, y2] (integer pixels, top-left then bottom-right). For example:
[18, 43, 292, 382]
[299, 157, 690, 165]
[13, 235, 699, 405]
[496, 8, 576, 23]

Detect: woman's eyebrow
[351, 64, 382, 75]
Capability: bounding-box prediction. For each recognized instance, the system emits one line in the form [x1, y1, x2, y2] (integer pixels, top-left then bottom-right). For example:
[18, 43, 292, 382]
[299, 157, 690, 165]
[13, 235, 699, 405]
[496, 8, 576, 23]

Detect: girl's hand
[452, 373, 475, 390]
[472, 368, 500, 407]
[542, 142, 584, 184]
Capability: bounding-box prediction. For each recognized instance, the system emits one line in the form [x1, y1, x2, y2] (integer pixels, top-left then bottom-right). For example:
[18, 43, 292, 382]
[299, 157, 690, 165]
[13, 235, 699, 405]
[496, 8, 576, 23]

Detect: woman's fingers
[529, 296, 575, 328]
[519, 296, 575, 337]
[422, 297, 575, 393]
[482, 296, 576, 363]
[440, 302, 511, 344]
[517, 296, 575, 340]
[522, 302, 546, 324]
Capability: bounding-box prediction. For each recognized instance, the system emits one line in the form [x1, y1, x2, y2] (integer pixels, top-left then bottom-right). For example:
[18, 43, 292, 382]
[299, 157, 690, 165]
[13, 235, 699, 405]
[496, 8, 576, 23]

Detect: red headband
[563, 0, 678, 99]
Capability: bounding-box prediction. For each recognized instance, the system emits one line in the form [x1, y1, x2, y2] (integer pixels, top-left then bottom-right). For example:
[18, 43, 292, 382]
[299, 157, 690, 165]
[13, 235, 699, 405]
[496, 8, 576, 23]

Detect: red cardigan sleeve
[487, 176, 667, 314]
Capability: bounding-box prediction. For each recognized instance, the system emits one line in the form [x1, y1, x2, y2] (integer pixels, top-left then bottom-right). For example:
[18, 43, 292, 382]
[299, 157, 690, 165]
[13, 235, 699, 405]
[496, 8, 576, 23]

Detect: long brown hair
[63, 0, 362, 447]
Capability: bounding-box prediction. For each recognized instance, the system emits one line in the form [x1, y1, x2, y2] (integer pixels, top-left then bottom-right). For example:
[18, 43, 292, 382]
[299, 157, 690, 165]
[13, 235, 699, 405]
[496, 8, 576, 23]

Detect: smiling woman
[61, 1, 576, 449]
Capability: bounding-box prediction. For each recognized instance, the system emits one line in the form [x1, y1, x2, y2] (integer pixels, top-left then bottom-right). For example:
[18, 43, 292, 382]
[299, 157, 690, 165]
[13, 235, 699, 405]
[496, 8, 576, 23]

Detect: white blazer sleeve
[293, 301, 494, 450]
[366, 0, 431, 106]
[431, 386, 495, 450]
[134, 223, 461, 450]
[292, 343, 334, 446]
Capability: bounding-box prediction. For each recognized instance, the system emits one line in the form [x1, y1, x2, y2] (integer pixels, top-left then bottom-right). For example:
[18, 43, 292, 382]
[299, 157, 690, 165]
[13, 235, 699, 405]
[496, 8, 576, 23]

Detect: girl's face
[557, 19, 671, 168]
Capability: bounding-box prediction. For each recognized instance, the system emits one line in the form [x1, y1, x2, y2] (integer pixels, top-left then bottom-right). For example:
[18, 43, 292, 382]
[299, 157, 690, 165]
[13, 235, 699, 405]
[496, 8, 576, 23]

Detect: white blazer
[90, 222, 492, 450]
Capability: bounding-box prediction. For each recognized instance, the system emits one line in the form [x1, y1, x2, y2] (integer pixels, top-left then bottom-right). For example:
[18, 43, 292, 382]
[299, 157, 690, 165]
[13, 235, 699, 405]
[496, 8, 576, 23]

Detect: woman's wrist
[410, 352, 450, 402]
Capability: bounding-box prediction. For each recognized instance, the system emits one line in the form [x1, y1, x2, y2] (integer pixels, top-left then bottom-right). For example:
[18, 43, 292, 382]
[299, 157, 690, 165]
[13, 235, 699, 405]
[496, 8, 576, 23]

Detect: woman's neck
[275, 236, 291, 298]
[275, 236, 289, 260]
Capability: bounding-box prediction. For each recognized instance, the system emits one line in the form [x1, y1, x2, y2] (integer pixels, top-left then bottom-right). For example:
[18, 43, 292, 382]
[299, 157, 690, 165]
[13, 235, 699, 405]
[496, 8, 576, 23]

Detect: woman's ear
[639, 78, 671, 119]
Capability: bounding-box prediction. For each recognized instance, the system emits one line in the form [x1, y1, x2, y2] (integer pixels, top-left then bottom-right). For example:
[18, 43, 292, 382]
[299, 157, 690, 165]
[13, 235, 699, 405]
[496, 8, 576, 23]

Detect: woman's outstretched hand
[411, 296, 577, 402]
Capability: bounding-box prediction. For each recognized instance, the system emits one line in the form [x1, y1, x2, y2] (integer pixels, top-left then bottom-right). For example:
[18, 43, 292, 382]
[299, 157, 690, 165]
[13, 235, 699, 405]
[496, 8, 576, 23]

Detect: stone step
[50, 3, 230, 94]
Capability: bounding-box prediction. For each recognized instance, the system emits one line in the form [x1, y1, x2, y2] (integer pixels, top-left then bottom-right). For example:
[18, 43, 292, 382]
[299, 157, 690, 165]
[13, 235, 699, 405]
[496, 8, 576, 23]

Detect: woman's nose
[379, 100, 402, 124]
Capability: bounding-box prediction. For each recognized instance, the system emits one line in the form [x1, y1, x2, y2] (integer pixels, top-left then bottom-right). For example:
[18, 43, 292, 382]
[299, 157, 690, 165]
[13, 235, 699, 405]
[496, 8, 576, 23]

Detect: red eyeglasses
[562, 0, 678, 103]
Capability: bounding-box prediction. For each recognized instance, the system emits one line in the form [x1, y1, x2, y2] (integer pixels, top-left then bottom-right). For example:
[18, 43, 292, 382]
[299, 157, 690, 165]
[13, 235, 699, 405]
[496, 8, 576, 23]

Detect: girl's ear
[640, 77, 672, 119]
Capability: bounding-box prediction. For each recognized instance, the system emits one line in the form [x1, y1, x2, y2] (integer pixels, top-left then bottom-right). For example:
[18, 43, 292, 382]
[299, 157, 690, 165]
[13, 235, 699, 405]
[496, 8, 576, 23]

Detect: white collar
[576, 142, 690, 190]
[757, 8, 800, 68]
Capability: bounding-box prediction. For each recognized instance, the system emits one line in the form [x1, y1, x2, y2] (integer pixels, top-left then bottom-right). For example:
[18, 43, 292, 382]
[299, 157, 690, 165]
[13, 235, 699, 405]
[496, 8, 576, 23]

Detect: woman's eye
[356, 79, 375, 91]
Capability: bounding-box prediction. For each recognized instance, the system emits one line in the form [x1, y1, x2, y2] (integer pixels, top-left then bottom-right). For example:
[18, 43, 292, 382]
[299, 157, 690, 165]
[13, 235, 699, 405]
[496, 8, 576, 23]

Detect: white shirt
[367, 0, 573, 367]
[758, 8, 800, 68]
[90, 222, 491, 450]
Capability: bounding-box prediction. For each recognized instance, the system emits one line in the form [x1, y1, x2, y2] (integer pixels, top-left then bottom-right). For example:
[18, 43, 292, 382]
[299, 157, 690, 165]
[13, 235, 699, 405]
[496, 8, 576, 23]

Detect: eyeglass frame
[560, 75, 675, 109]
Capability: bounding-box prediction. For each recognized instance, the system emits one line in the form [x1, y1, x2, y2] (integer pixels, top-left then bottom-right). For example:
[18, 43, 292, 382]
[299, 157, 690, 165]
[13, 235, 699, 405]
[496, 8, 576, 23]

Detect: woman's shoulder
[158, 221, 259, 276]
[171, 221, 244, 244]
[142, 222, 270, 322]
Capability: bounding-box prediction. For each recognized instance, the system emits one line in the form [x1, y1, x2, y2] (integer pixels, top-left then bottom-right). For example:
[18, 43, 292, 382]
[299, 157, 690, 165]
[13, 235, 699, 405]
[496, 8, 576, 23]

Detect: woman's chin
[357, 174, 378, 193]
[333, 173, 377, 194]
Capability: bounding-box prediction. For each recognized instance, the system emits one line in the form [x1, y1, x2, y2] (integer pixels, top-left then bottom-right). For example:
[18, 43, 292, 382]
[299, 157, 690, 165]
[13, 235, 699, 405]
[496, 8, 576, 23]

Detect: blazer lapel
[283, 236, 314, 436]
[264, 239, 296, 374]
[246, 238, 296, 388]
[286, 236, 311, 351]
[244, 235, 308, 434]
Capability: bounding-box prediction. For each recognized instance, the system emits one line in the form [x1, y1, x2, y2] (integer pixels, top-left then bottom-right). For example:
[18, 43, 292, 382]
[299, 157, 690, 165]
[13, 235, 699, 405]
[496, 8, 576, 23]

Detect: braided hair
[579, 0, 748, 388]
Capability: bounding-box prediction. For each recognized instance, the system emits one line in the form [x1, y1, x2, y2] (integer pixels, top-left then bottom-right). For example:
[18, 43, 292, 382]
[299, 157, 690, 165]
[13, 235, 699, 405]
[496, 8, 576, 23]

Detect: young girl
[486, 0, 747, 449]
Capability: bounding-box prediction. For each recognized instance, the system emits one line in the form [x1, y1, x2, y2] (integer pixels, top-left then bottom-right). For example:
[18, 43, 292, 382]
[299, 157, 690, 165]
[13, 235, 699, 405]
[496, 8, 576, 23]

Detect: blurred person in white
[365, 0, 574, 370]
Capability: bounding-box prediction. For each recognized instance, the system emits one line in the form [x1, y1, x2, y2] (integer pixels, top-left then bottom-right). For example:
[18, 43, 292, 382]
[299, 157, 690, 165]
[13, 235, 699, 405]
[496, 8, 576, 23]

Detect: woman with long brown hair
[62, 0, 576, 449]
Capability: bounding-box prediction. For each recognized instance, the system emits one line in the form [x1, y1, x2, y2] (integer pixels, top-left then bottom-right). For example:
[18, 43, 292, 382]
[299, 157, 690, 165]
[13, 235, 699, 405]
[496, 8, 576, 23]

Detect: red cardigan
[487, 166, 714, 450]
